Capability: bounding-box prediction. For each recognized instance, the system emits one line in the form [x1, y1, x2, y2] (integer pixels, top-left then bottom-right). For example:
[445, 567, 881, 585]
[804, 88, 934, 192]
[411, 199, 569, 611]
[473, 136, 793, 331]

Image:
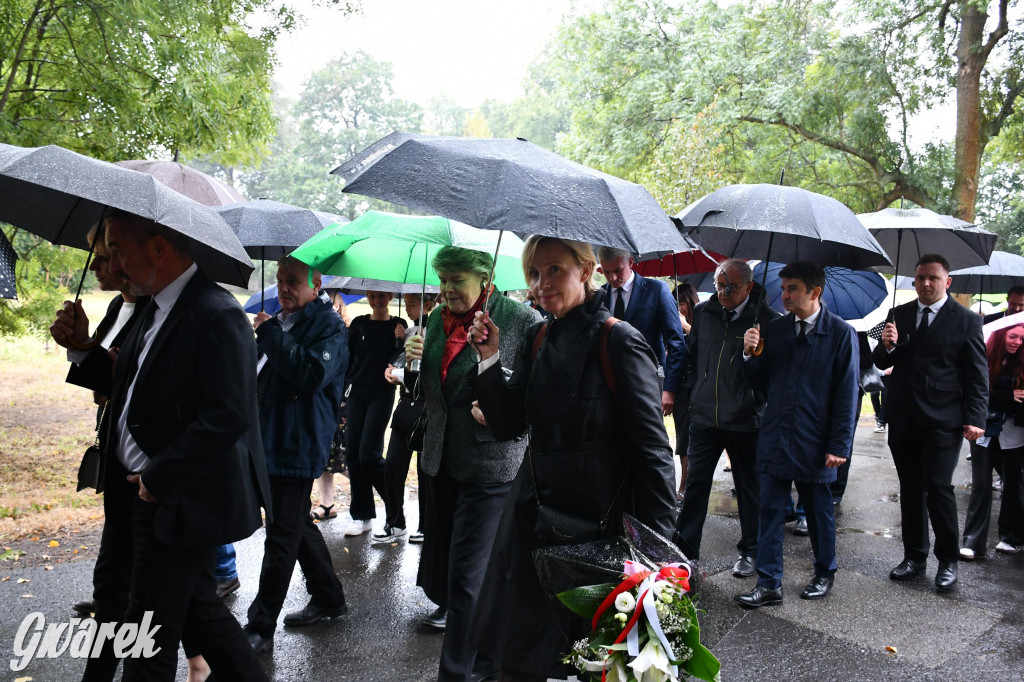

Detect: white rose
[614, 591, 636, 612]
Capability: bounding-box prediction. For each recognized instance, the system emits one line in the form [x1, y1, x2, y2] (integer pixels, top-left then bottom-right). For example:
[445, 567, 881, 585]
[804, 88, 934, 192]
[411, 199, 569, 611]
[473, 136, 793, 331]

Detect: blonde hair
[521, 235, 599, 298]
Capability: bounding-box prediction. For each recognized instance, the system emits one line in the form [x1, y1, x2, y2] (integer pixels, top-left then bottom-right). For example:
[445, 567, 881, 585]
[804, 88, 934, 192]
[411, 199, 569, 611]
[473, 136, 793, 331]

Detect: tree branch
[984, 71, 1024, 140]
[738, 114, 886, 178]
[979, 0, 1010, 64]
[0, 0, 47, 115]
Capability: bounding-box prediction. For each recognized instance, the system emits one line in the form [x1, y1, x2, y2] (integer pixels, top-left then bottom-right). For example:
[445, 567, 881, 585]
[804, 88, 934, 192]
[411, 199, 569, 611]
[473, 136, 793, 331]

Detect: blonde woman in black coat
[467, 236, 676, 681]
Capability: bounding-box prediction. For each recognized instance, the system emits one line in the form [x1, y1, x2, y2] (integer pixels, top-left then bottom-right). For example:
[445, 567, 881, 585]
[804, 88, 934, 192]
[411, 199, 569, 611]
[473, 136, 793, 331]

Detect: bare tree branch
[0, 0, 47, 115]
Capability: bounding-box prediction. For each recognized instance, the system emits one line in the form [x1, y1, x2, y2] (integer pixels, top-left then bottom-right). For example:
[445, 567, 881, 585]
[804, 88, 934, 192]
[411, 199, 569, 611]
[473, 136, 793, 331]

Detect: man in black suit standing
[597, 247, 686, 415]
[874, 253, 988, 592]
[983, 285, 1024, 324]
[94, 208, 269, 680]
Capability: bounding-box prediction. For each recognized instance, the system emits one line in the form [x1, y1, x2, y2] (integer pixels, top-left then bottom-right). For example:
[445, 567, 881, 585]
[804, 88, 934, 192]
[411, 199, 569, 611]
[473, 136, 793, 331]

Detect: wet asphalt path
[2, 420, 1023, 680]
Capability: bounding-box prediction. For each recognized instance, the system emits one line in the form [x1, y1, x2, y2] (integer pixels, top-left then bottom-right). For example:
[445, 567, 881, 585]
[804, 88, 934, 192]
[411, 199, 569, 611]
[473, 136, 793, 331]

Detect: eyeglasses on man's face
[714, 281, 741, 297]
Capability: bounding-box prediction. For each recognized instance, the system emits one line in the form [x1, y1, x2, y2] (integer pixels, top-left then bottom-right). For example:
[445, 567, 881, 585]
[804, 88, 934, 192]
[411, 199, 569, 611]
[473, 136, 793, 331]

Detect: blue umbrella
[244, 284, 362, 315]
[752, 262, 888, 320]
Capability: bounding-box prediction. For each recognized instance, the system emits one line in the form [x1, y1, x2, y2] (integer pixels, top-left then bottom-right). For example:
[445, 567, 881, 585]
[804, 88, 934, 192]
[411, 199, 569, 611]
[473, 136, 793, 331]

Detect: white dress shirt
[116, 263, 197, 472]
[610, 270, 636, 312]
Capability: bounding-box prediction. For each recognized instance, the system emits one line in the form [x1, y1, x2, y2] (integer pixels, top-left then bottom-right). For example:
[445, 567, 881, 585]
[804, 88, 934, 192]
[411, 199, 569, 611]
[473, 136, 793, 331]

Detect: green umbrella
[291, 211, 529, 292]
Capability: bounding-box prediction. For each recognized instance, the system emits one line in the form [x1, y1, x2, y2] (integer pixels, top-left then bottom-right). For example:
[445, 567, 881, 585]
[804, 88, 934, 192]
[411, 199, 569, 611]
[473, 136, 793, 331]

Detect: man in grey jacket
[675, 259, 780, 577]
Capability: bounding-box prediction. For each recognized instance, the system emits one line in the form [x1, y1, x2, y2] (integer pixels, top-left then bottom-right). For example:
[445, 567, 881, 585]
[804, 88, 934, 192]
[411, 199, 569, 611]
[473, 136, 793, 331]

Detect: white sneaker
[343, 519, 373, 536]
[370, 524, 408, 544]
[995, 541, 1021, 554]
[873, 424, 886, 433]
[409, 530, 424, 544]
[959, 547, 976, 560]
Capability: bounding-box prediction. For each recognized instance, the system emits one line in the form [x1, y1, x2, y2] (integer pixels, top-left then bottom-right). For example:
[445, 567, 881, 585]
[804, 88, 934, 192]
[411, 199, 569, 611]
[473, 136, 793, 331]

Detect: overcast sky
[270, 0, 598, 106]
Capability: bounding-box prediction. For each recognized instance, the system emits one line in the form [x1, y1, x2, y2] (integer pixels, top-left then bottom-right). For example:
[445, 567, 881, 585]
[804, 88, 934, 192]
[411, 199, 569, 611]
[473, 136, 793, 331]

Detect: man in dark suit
[983, 285, 1024, 324]
[874, 253, 988, 592]
[85, 208, 269, 680]
[735, 261, 858, 607]
[597, 247, 686, 415]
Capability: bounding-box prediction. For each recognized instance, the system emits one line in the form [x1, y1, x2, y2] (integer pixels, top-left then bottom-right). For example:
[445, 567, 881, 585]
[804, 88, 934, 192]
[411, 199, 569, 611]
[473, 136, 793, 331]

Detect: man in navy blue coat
[735, 261, 858, 607]
[598, 247, 686, 415]
[244, 256, 350, 653]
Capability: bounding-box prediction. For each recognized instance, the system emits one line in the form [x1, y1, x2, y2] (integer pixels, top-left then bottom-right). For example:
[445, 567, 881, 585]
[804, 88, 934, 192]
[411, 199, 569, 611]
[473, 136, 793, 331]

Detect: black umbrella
[678, 183, 892, 271]
[332, 131, 690, 258]
[0, 143, 253, 288]
[857, 207, 996, 276]
[214, 198, 346, 310]
[678, 182, 891, 353]
[0, 230, 17, 300]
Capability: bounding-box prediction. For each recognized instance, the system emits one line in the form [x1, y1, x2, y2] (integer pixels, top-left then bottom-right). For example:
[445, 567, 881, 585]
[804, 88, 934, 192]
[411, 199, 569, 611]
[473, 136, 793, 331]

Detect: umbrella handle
[750, 322, 765, 357]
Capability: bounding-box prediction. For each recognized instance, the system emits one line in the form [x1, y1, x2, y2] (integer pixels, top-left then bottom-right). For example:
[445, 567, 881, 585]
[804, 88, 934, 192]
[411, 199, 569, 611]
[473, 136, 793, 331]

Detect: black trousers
[424, 466, 510, 682]
[963, 439, 1024, 552]
[345, 389, 395, 520]
[246, 475, 346, 637]
[382, 394, 423, 529]
[676, 424, 760, 560]
[888, 421, 962, 564]
[85, 463, 226, 681]
[121, 497, 265, 681]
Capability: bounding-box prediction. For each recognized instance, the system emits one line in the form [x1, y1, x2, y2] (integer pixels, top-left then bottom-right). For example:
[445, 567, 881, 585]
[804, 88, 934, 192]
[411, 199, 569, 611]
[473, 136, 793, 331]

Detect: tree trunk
[951, 2, 988, 223]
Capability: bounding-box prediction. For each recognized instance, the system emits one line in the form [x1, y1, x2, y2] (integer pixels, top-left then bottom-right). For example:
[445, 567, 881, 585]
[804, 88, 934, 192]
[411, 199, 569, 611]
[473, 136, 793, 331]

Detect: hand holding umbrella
[743, 326, 761, 358]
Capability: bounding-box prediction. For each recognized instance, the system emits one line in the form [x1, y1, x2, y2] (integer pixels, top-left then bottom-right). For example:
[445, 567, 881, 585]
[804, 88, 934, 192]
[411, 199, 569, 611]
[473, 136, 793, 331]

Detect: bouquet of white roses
[557, 559, 720, 682]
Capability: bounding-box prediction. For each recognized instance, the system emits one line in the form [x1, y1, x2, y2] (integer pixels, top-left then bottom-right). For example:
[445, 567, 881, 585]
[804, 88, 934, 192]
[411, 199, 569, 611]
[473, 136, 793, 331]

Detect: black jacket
[103, 271, 271, 548]
[873, 297, 988, 430]
[685, 284, 780, 431]
[66, 294, 150, 398]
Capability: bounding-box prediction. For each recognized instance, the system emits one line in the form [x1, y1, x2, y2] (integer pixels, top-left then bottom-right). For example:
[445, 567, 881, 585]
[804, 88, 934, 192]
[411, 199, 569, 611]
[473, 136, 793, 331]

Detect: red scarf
[439, 286, 493, 386]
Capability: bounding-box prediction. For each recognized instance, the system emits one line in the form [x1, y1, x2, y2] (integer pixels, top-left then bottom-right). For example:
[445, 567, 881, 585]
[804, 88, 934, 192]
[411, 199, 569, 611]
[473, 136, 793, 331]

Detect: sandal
[311, 504, 337, 521]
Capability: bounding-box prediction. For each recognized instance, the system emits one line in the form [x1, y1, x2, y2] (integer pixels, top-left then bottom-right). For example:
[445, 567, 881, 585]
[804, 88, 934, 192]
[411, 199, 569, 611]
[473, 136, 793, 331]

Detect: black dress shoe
[215, 577, 240, 599]
[283, 600, 348, 626]
[72, 598, 95, 616]
[793, 518, 809, 536]
[734, 584, 783, 608]
[935, 562, 958, 592]
[244, 628, 273, 655]
[889, 559, 926, 580]
[800, 574, 834, 600]
[732, 555, 756, 578]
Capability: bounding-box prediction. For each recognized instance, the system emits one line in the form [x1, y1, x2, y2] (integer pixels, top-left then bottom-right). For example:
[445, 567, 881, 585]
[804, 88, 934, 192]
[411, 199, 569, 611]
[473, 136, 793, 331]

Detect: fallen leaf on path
[48, 540, 59, 547]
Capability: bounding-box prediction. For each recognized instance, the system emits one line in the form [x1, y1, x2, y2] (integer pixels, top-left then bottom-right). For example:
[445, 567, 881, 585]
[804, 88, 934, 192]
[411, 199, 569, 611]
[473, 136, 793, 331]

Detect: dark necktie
[613, 288, 625, 318]
[122, 301, 158, 385]
[796, 320, 808, 342]
[916, 307, 931, 338]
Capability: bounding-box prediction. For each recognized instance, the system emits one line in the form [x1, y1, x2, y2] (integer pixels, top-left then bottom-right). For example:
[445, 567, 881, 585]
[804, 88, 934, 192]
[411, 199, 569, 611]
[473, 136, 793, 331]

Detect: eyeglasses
[714, 281, 741, 296]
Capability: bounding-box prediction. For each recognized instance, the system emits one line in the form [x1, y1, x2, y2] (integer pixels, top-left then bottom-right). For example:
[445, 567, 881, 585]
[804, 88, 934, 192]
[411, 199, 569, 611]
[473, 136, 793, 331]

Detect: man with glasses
[675, 259, 780, 578]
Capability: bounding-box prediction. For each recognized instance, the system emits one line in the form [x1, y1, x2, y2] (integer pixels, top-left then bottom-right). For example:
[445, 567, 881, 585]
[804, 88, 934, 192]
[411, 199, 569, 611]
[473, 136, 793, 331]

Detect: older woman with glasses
[466, 236, 676, 682]
[405, 246, 540, 681]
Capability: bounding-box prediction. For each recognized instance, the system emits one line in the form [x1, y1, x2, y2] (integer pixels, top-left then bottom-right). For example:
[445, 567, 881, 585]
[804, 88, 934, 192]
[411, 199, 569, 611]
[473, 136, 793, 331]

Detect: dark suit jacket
[983, 310, 1006, 324]
[103, 270, 271, 548]
[872, 297, 988, 430]
[65, 295, 149, 398]
[603, 274, 686, 394]
[743, 307, 859, 483]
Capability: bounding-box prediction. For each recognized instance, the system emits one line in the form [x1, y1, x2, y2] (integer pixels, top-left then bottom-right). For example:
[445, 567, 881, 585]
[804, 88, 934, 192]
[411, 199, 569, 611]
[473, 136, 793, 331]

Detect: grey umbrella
[857, 207, 997, 275]
[337, 277, 441, 296]
[678, 183, 892, 270]
[0, 230, 17, 300]
[332, 131, 690, 259]
[214, 198, 346, 310]
[115, 160, 246, 207]
[0, 143, 253, 287]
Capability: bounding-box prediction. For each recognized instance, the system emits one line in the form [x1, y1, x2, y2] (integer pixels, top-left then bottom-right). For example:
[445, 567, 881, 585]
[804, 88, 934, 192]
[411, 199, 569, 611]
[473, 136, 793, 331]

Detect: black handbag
[860, 365, 885, 393]
[528, 445, 629, 544]
[77, 403, 107, 493]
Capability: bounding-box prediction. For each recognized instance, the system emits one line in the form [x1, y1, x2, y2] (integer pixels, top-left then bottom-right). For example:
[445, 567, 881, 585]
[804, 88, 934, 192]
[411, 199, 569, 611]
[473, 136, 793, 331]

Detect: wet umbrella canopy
[333, 132, 689, 258]
[857, 207, 996, 275]
[678, 184, 892, 270]
[0, 230, 17, 300]
[0, 143, 253, 287]
[752, 262, 888, 320]
[946, 250, 1024, 294]
[114, 160, 245, 207]
[215, 199, 345, 261]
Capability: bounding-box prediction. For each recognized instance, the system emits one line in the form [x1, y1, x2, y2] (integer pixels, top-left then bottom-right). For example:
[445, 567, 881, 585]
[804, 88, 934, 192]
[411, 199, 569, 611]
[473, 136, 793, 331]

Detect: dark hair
[916, 253, 951, 273]
[986, 324, 1024, 387]
[673, 281, 699, 314]
[778, 260, 825, 292]
[1008, 286, 1024, 298]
